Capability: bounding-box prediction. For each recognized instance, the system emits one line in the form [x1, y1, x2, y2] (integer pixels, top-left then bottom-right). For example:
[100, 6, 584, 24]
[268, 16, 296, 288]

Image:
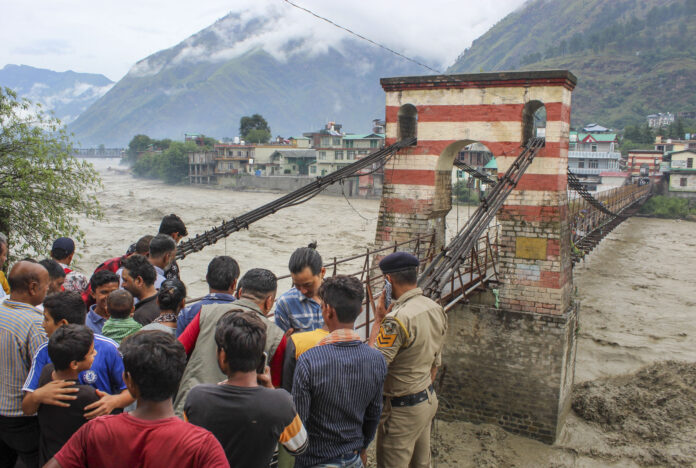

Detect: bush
[132, 141, 198, 184]
[453, 180, 480, 204]
[639, 195, 696, 219]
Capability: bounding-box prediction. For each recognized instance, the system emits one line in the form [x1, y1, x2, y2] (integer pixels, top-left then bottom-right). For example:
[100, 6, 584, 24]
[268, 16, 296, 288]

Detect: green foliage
[126, 135, 174, 164]
[245, 128, 271, 144]
[0, 87, 102, 260]
[132, 141, 199, 184]
[453, 180, 480, 204]
[239, 114, 271, 143]
[639, 195, 696, 219]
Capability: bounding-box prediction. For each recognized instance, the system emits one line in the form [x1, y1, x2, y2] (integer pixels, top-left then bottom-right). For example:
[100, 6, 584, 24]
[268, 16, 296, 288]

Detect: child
[37, 324, 99, 465]
[101, 289, 142, 345]
[45, 331, 229, 468]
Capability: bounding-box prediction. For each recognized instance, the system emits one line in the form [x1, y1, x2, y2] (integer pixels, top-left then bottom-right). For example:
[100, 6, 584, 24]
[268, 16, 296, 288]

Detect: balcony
[568, 151, 621, 161]
[568, 167, 605, 175]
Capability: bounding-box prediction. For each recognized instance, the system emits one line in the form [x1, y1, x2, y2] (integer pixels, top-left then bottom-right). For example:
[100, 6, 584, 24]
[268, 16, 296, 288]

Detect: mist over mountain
[0, 64, 113, 124]
[449, 0, 696, 128]
[69, 5, 427, 146]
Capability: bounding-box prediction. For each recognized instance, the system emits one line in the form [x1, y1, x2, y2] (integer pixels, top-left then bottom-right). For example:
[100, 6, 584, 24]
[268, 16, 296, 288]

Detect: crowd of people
[0, 214, 448, 468]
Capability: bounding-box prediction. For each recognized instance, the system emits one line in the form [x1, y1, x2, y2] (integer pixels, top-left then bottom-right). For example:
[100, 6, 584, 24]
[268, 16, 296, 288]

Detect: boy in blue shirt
[22, 291, 134, 418]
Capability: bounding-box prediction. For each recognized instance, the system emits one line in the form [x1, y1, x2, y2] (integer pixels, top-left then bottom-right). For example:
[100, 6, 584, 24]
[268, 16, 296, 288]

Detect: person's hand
[284, 328, 295, 338]
[360, 449, 367, 466]
[257, 366, 273, 389]
[34, 380, 79, 407]
[84, 390, 119, 419]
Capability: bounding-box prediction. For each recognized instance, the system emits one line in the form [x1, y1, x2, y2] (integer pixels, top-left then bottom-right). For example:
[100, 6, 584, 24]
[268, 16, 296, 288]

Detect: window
[320, 137, 329, 147]
[347, 151, 355, 160]
[310, 165, 317, 174]
[578, 160, 585, 168]
[335, 151, 343, 160]
[589, 160, 599, 169]
[345, 140, 354, 148]
[370, 140, 379, 148]
[569, 143, 576, 150]
[333, 138, 341, 146]
[359, 150, 368, 156]
[680, 177, 688, 187]
[688, 158, 694, 168]
[591, 144, 598, 152]
[318, 151, 326, 160]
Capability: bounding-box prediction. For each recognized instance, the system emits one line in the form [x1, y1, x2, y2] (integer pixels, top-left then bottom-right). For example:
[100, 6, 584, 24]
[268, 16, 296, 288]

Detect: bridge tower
[376, 71, 578, 443]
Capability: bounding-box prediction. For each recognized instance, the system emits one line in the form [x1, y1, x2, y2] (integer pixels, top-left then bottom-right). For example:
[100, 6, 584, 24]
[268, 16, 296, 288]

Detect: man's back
[293, 339, 386, 467]
[53, 412, 228, 468]
[184, 384, 306, 467]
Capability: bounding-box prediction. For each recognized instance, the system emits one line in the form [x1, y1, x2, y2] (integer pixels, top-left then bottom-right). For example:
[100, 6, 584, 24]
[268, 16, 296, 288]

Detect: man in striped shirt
[292, 276, 387, 468]
[0, 260, 49, 468]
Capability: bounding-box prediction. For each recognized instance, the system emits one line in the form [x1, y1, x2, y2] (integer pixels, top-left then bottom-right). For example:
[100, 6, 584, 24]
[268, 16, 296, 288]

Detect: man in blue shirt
[292, 275, 386, 468]
[85, 271, 120, 334]
[21, 291, 133, 418]
[176, 256, 239, 336]
[274, 244, 325, 332]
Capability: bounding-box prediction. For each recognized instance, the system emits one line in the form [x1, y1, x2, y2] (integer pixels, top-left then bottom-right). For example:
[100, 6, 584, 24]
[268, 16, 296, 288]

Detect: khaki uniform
[375, 288, 447, 468]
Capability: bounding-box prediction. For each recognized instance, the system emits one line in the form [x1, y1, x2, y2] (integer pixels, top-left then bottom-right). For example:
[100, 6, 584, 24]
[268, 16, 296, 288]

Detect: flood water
[76, 159, 696, 466]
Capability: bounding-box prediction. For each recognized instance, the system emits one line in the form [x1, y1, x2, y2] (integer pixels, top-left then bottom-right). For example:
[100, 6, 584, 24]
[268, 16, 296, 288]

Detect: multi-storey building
[568, 130, 621, 190]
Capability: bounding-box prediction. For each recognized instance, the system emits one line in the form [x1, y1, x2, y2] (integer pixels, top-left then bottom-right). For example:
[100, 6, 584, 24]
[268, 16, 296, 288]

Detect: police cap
[379, 251, 419, 274]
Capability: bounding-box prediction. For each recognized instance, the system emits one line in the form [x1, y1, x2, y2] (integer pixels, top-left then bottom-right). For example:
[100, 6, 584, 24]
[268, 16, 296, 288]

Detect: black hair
[122, 254, 156, 287]
[48, 324, 94, 371]
[51, 248, 71, 261]
[120, 331, 186, 402]
[206, 256, 240, 291]
[149, 234, 176, 259]
[90, 270, 119, 291]
[158, 278, 187, 312]
[107, 289, 134, 319]
[238, 268, 277, 301]
[288, 242, 323, 275]
[7, 261, 42, 292]
[214, 310, 266, 374]
[318, 275, 364, 323]
[39, 259, 66, 280]
[43, 291, 87, 325]
[159, 214, 188, 237]
[388, 267, 418, 285]
[135, 235, 153, 255]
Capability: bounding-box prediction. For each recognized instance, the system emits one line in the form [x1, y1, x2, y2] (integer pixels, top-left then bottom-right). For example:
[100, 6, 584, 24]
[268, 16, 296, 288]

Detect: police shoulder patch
[376, 319, 398, 348]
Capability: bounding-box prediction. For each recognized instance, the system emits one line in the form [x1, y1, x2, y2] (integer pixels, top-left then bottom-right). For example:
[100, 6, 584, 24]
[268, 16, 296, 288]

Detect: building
[667, 150, 696, 198]
[308, 131, 384, 177]
[269, 149, 317, 176]
[647, 113, 675, 128]
[627, 149, 663, 182]
[189, 151, 216, 185]
[654, 136, 696, 154]
[568, 131, 621, 190]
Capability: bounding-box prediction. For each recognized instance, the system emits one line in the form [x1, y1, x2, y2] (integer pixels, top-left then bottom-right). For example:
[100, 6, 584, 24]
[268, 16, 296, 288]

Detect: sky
[1, 0, 526, 82]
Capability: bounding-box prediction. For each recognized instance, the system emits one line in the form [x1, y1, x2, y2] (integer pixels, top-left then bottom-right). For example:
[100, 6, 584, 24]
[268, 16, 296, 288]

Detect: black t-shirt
[37, 364, 100, 466]
[184, 384, 298, 468]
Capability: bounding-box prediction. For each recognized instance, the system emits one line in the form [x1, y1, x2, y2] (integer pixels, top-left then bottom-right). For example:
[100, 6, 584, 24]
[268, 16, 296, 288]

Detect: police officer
[369, 252, 447, 468]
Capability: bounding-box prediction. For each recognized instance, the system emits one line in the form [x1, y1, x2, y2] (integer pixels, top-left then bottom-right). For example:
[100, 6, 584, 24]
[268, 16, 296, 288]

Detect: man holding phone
[368, 252, 448, 468]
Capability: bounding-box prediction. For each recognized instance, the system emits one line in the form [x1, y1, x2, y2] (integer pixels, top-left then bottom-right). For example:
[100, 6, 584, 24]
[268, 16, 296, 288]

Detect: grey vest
[173, 299, 284, 417]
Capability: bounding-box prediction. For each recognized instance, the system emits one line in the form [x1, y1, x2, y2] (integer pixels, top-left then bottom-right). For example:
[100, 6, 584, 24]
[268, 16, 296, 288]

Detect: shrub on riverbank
[132, 141, 197, 184]
[639, 195, 696, 220]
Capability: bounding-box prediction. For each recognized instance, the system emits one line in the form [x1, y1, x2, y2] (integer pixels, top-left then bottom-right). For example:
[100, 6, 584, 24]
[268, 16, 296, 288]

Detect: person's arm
[269, 334, 287, 388]
[178, 312, 201, 356]
[273, 300, 291, 332]
[291, 359, 311, 427]
[83, 388, 133, 419]
[51, 419, 90, 468]
[279, 413, 308, 456]
[43, 458, 62, 468]
[197, 433, 231, 468]
[362, 358, 387, 449]
[22, 381, 79, 415]
[371, 316, 405, 365]
[368, 290, 391, 347]
[281, 337, 297, 392]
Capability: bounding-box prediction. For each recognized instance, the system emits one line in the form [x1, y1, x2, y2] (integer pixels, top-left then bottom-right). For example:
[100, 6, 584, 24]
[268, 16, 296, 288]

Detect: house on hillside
[269, 149, 317, 176]
[654, 135, 696, 154]
[667, 150, 696, 199]
[647, 113, 675, 128]
[568, 130, 621, 191]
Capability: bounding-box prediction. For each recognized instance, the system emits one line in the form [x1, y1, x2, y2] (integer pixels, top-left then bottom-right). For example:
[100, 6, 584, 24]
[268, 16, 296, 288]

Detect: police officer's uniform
[375, 253, 447, 468]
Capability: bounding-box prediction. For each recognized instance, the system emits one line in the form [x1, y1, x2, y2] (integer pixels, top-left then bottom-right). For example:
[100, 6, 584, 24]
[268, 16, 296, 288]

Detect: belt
[388, 384, 434, 407]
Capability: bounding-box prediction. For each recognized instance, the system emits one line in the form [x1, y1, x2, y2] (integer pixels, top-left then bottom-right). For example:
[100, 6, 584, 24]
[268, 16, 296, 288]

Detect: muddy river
[76, 159, 695, 467]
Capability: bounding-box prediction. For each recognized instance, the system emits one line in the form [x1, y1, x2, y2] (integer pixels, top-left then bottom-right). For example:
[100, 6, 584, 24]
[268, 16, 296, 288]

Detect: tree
[244, 129, 271, 144]
[239, 114, 271, 143]
[0, 87, 101, 260]
[126, 134, 153, 163]
[132, 141, 197, 184]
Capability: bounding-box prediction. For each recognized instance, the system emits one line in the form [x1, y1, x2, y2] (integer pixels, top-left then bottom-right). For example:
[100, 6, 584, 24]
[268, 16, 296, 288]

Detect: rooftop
[380, 70, 577, 91]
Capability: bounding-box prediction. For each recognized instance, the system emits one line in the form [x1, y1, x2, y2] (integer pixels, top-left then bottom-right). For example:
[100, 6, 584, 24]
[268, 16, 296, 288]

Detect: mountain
[0, 64, 113, 124]
[448, 0, 696, 128]
[68, 8, 426, 146]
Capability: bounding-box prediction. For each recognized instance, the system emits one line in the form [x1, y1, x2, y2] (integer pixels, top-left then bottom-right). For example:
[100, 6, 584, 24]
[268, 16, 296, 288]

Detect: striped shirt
[292, 331, 387, 468]
[0, 299, 47, 416]
[274, 287, 323, 332]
